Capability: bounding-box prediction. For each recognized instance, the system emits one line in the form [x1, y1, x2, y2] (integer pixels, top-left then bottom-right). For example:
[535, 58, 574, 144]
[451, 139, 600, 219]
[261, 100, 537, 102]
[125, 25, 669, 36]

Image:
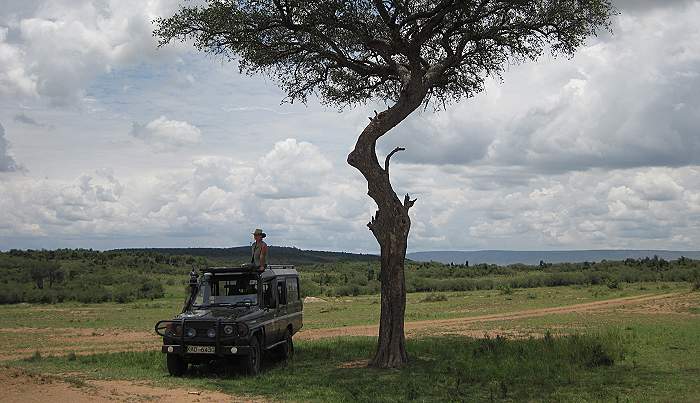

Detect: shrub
[607, 279, 620, 289]
[299, 280, 322, 297]
[421, 293, 447, 303]
[498, 285, 514, 295]
[137, 279, 165, 300]
[113, 285, 135, 304]
[25, 351, 42, 362]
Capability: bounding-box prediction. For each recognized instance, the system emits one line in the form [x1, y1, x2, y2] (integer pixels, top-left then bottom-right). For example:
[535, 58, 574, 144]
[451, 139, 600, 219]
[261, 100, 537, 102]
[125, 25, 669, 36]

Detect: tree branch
[367, 212, 378, 233]
[384, 146, 405, 174]
[403, 193, 417, 210]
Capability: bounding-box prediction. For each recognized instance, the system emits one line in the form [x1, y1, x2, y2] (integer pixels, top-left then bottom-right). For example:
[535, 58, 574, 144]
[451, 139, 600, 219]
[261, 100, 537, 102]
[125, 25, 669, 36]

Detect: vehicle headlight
[236, 323, 248, 337]
[185, 327, 196, 338]
[207, 328, 216, 338]
[223, 325, 234, 335]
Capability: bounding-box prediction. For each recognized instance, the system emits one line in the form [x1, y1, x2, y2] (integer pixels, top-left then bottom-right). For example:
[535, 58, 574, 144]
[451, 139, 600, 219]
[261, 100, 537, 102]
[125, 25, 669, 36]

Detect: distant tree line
[0, 249, 207, 304]
[298, 256, 700, 297]
[1, 249, 698, 303]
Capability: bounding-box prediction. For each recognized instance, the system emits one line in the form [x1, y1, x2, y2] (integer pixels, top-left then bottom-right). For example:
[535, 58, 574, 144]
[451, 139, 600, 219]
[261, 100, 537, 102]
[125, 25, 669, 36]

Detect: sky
[1, 0, 699, 253]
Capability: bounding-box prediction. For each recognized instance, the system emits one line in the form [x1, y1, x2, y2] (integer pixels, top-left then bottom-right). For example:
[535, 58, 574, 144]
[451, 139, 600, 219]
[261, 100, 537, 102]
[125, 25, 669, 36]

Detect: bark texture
[347, 77, 427, 368]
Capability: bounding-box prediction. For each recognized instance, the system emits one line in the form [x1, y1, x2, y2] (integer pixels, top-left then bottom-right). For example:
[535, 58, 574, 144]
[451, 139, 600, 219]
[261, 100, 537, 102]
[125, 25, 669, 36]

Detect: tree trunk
[347, 78, 428, 368]
[371, 203, 410, 367]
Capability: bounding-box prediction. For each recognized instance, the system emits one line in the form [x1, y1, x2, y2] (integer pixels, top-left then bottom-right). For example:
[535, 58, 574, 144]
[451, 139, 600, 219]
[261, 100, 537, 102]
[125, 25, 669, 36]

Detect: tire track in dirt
[295, 292, 683, 340]
[1, 366, 262, 403]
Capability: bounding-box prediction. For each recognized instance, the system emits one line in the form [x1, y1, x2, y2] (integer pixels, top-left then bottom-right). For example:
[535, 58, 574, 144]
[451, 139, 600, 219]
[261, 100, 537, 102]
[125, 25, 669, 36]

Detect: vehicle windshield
[193, 273, 259, 307]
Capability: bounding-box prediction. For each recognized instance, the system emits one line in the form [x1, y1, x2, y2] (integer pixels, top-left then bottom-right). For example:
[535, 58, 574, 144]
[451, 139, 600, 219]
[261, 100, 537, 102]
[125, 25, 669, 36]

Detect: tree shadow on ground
[14, 333, 650, 402]
[192, 333, 641, 402]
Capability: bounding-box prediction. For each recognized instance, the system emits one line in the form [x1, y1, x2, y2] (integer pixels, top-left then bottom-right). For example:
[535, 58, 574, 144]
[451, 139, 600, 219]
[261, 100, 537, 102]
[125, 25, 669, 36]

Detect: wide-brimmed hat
[252, 228, 266, 238]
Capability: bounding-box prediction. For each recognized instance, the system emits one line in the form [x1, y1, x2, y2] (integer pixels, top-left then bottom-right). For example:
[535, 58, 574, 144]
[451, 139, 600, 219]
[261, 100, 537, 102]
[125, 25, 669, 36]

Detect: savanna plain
[1, 250, 699, 402]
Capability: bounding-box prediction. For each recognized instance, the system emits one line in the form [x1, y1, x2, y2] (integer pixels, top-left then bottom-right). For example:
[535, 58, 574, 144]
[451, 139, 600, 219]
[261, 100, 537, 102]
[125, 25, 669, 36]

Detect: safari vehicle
[155, 264, 303, 376]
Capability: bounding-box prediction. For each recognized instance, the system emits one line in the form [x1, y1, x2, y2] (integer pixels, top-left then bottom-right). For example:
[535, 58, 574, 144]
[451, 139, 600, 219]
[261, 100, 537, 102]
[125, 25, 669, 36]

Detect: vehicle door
[285, 276, 302, 332]
[274, 277, 288, 342]
[260, 279, 276, 346]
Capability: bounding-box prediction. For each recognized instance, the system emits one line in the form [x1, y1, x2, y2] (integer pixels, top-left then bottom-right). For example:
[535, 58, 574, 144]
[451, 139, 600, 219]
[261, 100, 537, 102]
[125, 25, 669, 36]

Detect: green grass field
[0, 282, 687, 331]
[2, 282, 699, 402]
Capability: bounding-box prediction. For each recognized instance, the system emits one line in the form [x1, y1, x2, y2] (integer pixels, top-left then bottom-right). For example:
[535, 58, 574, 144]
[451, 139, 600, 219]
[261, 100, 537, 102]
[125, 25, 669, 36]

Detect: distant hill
[116, 246, 378, 265]
[406, 250, 700, 266]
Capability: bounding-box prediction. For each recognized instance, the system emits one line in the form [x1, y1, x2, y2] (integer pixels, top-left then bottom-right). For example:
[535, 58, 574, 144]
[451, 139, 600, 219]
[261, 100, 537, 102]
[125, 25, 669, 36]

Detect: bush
[25, 351, 42, 362]
[692, 279, 700, 291]
[607, 279, 620, 289]
[113, 285, 136, 304]
[334, 284, 361, 297]
[299, 279, 322, 297]
[421, 293, 447, 303]
[498, 285, 513, 295]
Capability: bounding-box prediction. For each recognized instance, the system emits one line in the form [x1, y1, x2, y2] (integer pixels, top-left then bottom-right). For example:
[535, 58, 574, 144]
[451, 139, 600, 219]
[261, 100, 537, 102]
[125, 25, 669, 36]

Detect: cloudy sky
[1, 0, 699, 253]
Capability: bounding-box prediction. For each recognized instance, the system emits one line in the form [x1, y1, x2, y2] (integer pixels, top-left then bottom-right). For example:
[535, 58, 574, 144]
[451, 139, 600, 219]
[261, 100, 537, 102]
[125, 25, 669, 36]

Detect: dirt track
[1, 366, 259, 403]
[0, 292, 682, 362]
[296, 292, 682, 340]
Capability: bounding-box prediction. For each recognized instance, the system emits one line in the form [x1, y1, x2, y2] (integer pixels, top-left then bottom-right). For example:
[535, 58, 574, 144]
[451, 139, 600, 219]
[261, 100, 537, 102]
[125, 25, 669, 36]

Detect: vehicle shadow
[185, 352, 288, 378]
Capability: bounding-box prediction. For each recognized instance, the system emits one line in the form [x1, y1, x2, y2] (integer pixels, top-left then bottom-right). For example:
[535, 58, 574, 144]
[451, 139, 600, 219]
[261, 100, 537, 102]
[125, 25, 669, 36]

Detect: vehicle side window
[277, 280, 287, 306]
[262, 281, 274, 308]
[286, 278, 299, 302]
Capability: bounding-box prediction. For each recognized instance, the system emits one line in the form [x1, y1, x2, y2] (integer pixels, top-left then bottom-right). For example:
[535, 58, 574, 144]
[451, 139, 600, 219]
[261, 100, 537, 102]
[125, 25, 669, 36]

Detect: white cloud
[0, 0, 184, 105]
[396, 164, 700, 251]
[0, 27, 37, 97]
[0, 123, 21, 172]
[0, 139, 375, 251]
[254, 138, 333, 199]
[390, 2, 700, 174]
[130, 116, 202, 151]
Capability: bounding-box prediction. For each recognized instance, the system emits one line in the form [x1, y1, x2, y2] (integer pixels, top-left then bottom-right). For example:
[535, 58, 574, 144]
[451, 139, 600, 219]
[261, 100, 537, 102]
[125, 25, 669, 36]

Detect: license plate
[186, 345, 215, 354]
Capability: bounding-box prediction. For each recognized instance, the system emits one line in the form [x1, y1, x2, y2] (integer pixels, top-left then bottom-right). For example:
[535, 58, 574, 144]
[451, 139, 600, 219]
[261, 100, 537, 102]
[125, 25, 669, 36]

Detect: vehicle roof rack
[204, 264, 296, 274]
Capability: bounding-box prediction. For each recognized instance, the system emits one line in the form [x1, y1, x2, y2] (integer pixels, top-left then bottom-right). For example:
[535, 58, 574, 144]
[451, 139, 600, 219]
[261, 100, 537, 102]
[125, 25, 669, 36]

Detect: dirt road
[0, 292, 682, 362]
[1, 366, 259, 403]
[296, 292, 682, 340]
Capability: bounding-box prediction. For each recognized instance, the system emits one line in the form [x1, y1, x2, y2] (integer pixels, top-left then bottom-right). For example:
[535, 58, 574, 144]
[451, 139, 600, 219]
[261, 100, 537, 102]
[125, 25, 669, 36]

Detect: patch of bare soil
[337, 359, 371, 368]
[296, 292, 682, 340]
[303, 296, 327, 304]
[615, 293, 700, 315]
[1, 366, 262, 403]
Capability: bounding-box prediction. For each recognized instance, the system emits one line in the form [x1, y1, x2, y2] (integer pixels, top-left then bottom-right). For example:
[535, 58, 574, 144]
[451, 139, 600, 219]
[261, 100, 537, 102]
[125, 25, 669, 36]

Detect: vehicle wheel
[245, 336, 262, 376]
[166, 354, 187, 377]
[280, 328, 294, 360]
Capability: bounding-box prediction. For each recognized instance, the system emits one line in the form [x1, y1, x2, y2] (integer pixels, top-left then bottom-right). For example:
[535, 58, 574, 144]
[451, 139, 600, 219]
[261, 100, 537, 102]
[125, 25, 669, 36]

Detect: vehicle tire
[166, 354, 187, 377]
[245, 336, 262, 376]
[280, 328, 294, 360]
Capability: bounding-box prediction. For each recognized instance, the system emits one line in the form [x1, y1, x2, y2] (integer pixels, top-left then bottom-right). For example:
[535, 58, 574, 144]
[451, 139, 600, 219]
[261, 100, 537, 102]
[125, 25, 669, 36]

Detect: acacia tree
[155, 0, 614, 368]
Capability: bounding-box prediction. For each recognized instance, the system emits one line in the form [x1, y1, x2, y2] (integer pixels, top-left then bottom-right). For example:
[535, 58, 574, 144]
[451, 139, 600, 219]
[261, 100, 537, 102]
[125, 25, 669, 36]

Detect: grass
[420, 292, 448, 302]
[14, 332, 631, 402]
[12, 312, 700, 402]
[2, 282, 698, 401]
[0, 282, 687, 332]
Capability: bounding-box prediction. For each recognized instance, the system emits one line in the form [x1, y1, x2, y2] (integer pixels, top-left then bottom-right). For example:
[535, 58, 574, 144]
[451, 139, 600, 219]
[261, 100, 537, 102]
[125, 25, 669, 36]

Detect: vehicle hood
[175, 306, 263, 322]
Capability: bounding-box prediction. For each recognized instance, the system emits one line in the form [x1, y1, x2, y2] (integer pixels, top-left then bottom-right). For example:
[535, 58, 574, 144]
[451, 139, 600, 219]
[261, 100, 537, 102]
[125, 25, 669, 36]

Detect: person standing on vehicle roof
[251, 228, 268, 271]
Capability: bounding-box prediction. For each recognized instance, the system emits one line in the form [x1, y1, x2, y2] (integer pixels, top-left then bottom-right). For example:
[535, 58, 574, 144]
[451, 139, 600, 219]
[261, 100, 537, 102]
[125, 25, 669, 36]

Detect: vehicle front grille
[177, 320, 238, 342]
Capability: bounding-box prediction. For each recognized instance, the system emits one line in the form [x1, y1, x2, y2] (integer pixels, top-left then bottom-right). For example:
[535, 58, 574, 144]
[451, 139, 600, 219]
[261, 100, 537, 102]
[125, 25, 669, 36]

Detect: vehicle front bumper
[162, 344, 253, 356]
